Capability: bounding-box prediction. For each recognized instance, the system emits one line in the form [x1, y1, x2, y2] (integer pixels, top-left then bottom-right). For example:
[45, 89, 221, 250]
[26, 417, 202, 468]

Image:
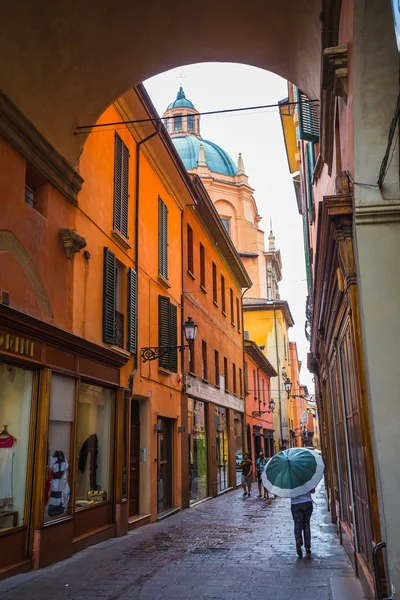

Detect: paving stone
[0, 486, 365, 600]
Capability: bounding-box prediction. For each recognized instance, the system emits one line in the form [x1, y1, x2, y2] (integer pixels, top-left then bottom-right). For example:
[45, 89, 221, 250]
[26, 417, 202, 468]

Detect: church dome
[166, 87, 196, 110]
[172, 135, 237, 177]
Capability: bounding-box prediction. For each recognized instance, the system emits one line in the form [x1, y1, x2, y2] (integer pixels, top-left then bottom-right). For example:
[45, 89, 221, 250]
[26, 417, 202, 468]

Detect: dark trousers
[291, 501, 313, 548]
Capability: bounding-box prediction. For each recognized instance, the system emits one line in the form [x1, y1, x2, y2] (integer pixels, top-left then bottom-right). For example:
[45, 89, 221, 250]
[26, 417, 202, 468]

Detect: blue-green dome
[172, 135, 237, 177]
[167, 87, 196, 110]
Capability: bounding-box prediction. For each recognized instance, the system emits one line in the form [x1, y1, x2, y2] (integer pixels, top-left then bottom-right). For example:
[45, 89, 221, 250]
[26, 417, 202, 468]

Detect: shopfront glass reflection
[188, 399, 207, 504]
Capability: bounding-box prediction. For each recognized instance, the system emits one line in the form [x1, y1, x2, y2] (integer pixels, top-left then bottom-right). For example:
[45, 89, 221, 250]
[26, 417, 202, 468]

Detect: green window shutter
[302, 215, 311, 291]
[158, 197, 168, 279]
[306, 143, 316, 224]
[114, 133, 129, 238]
[295, 87, 320, 143]
[169, 303, 178, 373]
[103, 247, 116, 344]
[127, 268, 137, 354]
[158, 295, 170, 369]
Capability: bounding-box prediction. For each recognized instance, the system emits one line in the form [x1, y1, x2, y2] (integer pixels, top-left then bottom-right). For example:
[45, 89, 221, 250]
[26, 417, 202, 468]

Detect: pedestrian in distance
[255, 451, 270, 501]
[291, 488, 315, 557]
[240, 452, 253, 497]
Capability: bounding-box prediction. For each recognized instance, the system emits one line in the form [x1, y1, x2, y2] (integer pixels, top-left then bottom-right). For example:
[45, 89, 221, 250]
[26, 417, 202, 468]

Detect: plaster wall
[353, 0, 400, 592]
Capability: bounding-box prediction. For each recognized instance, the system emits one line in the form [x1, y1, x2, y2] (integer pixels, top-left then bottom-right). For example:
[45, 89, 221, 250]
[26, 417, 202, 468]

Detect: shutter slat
[114, 133, 123, 231]
[103, 247, 116, 344]
[158, 295, 170, 369]
[127, 268, 137, 354]
[121, 143, 129, 238]
[158, 197, 168, 279]
[296, 88, 320, 143]
[169, 303, 178, 373]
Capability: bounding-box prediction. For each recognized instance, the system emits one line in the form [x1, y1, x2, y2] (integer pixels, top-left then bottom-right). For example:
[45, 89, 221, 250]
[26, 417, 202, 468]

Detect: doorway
[129, 399, 140, 517]
[157, 418, 173, 514]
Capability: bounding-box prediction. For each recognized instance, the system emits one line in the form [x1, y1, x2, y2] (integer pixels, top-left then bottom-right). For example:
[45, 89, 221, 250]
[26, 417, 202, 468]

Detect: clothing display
[47, 450, 70, 517]
[78, 434, 98, 490]
[0, 435, 15, 508]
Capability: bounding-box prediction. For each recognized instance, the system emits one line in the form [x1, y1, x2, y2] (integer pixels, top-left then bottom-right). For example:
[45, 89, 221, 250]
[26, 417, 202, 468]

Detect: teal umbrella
[261, 448, 324, 498]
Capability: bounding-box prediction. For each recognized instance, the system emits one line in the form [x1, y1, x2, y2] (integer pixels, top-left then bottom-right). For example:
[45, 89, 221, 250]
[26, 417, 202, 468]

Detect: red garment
[0, 437, 14, 449]
[45, 470, 54, 505]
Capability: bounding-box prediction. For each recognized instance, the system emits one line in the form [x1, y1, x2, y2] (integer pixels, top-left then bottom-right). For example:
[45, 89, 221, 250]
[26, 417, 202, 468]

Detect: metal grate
[115, 310, 124, 348]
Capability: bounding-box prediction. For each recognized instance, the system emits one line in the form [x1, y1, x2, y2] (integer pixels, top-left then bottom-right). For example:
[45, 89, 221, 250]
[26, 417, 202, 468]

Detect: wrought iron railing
[115, 310, 124, 349]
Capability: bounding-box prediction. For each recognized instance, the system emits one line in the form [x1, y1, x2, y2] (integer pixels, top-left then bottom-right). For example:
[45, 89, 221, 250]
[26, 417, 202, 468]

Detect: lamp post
[141, 316, 198, 362]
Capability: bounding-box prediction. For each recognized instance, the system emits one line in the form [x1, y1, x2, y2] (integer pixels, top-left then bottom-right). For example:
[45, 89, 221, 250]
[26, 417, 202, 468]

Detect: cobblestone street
[0, 487, 365, 600]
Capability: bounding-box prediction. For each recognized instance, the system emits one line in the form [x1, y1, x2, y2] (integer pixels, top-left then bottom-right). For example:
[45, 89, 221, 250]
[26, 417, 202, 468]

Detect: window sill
[200, 285, 207, 294]
[231, 322, 236, 327]
[111, 345, 131, 358]
[112, 229, 132, 249]
[213, 300, 219, 307]
[158, 367, 172, 376]
[188, 270, 196, 280]
[238, 329, 242, 334]
[202, 378, 209, 384]
[158, 274, 171, 289]
[188, 370, 196, 377]
[222, 310, 227, 317]
[215, 384, 220, 389]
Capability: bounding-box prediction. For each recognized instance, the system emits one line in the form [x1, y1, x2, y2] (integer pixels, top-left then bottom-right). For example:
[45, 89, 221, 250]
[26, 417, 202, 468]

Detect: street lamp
[284, 378, 292, 398]
[252, 397, 276, 418]
[141, 315, 198, 362]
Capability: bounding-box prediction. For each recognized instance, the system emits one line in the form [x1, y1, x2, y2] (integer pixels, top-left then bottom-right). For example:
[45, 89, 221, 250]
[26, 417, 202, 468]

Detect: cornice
[0, 90, 83, 204]
[355, 201, 400, 225]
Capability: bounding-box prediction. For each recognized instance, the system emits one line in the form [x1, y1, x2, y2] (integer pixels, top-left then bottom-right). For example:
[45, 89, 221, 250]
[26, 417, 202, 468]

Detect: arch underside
[0, 0, 321, 164]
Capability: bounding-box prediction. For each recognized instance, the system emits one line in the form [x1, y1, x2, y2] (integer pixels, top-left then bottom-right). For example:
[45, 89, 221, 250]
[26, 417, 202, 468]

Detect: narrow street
[0, 487, 365, 600]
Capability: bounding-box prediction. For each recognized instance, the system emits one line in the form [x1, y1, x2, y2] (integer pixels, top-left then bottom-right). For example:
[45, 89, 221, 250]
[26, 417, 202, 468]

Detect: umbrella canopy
[261, 448, 324, 498]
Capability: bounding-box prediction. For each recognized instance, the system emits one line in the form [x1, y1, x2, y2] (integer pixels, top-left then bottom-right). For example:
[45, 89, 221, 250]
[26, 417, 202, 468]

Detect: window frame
[158, 196, 169, 280]
[221, 274, 226, 314]
[201, 340, 208, 381]
[224, 357, 228, 393]
[214, 350, 220, 388]
[187, 224, 194, 276]
[200, 242, 206, 290]
[212, 262, 218, 304]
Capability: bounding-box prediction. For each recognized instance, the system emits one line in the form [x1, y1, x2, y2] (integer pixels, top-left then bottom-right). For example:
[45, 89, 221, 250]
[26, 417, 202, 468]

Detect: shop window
[113, 133, 129, 239]
[187, 224, 194, 275]
[0, 364, 33, 530]
[75, 384, 112, 510]
[221, 274, 226, 314]
[215, 406, 229, 493]
[188, 399, 207, 504]
[158, 295, 178, 372]
[158, 197, 169, 281]
[233, 412, 243, 486]
[200, 243, 206, 290]
[212, 262, 217, 304]
[44, 374, 75, 523]
[201, 340, 208, 381]
[214, 350, 220, 387]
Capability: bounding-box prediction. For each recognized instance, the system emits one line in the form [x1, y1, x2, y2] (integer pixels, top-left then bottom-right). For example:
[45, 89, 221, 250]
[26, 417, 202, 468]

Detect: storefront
[233, 411, 243, 486]
[0, 307, 129, 579]
[215, 406, 229, 493]
[188, 399, 207, 505]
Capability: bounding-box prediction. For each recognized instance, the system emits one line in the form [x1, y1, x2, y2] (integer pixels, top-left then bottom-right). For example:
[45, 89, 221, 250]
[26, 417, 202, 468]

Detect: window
[165, 118, 169, 132]
[244, 361, 248, 395]
[189, 343, 195, 374]
[221, 274, 226, 314]
[214, 350, 220, 387]
[158, 295, 178, 372]
[187, 224, 194, 275]
[114, 133, 129, 238]
[25, 185, 35, 207]
[158, 197, 168, 280]
[188, 114, 195, 132]
[221, 217, 230, 235]
[262, 379, 265, 403]
[212, 262, 217, 304]
[230, 288, 234, 325]
[253, 370, 257, 399]
[202, 341, 208, 380]
[236, 297, 241, 332]
[239, 367, 243, 398]
[174, 114, 182, 131]
[188, 399, 208, 504]
[295, 87, 320, 143]
[233, 363, 237, 395]
[76, 384, 112, 510]
[224, 357, 228, 392]
[200, 243, 206, 289]
[24, 163, 48, 216]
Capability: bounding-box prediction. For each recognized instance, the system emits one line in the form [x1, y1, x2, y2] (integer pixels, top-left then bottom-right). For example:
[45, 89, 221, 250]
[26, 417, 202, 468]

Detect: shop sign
[0, 330, 35, 358]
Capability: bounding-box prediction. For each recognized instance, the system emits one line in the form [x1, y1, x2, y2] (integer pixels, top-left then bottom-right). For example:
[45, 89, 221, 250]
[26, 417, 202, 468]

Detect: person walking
[290, 488, 315, 557]
[255, 451, 270, 500]
[240, 453, 253, 496]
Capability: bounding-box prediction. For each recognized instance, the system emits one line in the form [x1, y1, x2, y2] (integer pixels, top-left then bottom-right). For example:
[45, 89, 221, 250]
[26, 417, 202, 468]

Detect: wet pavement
[0, 486, 364, 599]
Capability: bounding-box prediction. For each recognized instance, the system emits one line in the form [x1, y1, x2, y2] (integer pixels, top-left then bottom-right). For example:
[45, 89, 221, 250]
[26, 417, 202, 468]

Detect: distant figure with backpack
[240, 453, 253, 497]
[255, 451, 270, 501]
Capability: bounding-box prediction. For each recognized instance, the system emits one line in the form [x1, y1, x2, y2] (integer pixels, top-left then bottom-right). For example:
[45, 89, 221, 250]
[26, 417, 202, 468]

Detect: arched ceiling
[0, 0, 321, 164]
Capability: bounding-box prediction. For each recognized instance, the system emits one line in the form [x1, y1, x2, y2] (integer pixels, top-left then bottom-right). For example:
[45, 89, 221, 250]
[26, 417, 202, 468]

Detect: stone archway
[0, 0, 321, 164]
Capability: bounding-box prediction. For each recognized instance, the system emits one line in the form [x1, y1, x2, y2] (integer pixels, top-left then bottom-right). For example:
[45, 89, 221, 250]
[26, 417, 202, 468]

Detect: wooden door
[129, 400, 140, 517]
[157, 419, 172, 514]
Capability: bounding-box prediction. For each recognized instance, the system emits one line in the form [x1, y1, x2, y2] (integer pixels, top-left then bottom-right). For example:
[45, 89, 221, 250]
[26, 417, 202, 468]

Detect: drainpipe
[273, 302, 284, 450]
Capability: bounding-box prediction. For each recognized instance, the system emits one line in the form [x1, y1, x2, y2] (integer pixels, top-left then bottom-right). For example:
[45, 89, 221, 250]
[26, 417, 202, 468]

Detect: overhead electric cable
[75, 99, 319, 133]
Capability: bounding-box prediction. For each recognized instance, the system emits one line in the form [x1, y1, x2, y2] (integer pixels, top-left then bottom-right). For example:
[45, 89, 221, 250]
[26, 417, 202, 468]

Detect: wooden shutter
[158, 197, 168, 279]
[221, 274, 226, 312]
[127, 268, 137, 354]
[169, 303, 178, 373]
[212, 262, 217, 303]
[295, 88, 320, 143]
[244, 360, 248, 395]
[200, 243, 205, 288]
[114, 133, 129, 238]
[187, 224, 194, 274]
[103, 247, 116, 344]
[158, 295, 170, 369]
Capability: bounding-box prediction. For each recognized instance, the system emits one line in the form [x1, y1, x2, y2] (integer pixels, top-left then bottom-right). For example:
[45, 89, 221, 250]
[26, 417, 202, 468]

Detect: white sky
[145, 63, 313, 392]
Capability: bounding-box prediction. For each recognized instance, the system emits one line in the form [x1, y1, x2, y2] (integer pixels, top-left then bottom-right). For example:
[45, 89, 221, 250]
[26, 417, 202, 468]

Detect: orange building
[244, 339, 277, 474]
[182, 174, 251, 503]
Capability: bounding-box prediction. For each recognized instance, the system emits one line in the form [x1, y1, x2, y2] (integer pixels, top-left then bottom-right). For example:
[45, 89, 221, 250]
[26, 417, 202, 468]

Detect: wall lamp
[141, 316, 198, 363]
[284, 378, 292, 398]
[252, 398, 276, 418]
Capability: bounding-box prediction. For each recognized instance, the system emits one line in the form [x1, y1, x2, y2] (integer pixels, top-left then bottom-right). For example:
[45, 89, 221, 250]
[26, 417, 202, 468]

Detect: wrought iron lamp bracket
[251, 410, 272, 418]
[141, 344, 190, 363]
